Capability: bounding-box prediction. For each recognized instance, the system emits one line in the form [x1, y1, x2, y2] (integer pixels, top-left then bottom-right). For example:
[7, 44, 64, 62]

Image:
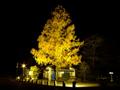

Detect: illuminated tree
[29, 65, 40, 80]
[30, 5, 84, 68]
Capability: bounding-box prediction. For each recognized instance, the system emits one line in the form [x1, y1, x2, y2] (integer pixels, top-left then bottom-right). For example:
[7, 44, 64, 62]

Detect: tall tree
[75, 35, 104, 81]
[30, 5, 84, 68]
[81, 34, 103, 68]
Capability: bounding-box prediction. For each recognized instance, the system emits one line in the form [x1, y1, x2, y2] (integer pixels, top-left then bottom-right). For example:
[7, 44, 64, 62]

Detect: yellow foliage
[29, 65, 40, 79]
[30, 5, 84, 68]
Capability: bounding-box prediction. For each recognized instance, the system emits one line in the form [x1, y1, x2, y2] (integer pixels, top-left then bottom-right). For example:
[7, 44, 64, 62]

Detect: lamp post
[22, 63, 26, 78]
[109, 72, 114, 82]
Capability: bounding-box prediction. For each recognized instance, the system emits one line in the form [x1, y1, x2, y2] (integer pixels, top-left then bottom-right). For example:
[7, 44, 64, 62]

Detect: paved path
[17, 79, 100, 87]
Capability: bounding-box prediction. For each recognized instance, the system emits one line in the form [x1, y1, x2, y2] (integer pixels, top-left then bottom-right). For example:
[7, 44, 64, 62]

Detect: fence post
[73, 81, 76, 88]
[63, 81, 65, 87]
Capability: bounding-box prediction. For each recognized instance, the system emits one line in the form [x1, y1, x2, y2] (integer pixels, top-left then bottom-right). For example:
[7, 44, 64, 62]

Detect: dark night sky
[0, 0, 119, 76]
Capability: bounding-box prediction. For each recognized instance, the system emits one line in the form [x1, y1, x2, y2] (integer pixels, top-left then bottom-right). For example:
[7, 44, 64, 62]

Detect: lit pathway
[50, 81, 99, 87]
[23, 79, 100, 87]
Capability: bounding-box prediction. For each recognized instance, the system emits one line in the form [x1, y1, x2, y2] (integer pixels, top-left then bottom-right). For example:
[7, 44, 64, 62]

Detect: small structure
[56, 67, 75, 81]
[43, 66, 53, 81]
[43, 66, 75, 81]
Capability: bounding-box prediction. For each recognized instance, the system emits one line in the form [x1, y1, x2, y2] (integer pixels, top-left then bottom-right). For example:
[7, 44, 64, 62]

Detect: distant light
[16, 76, 20, 80]
[22, 64, 26, 68]
[109, 72, 114, 74]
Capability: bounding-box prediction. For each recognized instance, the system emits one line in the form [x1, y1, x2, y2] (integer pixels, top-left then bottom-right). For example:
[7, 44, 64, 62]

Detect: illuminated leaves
[29, 65, 40, 79]
[30, 5, 84, 68]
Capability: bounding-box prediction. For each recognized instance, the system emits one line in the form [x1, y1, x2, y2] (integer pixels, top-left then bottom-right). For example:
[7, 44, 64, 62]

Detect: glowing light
[109, 72, 114, 74]
[16, 76, 20, 80]
[22, 64, 26, 68]
[75, 83, 100, 87]
[49, 82, 100, 87]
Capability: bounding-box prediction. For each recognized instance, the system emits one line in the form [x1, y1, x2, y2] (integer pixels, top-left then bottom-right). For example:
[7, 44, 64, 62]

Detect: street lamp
[22, 64, 26, 68]
[21, 63, 26, 78]
[109, 72, 114, 82]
